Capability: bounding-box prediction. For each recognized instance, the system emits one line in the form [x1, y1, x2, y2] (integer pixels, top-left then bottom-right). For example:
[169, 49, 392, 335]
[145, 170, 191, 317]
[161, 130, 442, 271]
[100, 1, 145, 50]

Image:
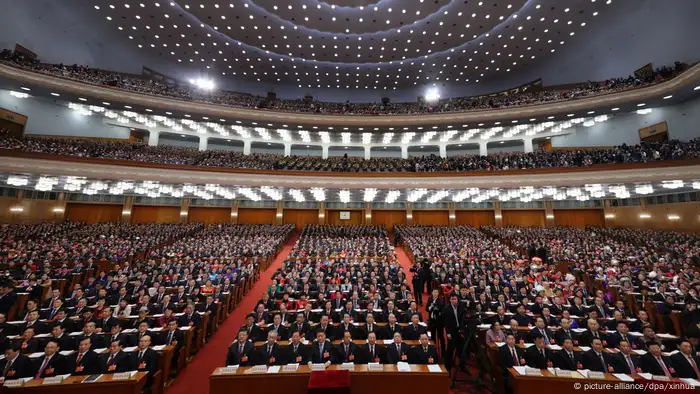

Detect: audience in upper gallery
[0, 48, 689, 115]
[0, 221, 297, 381]
[2, 135, 699, 173]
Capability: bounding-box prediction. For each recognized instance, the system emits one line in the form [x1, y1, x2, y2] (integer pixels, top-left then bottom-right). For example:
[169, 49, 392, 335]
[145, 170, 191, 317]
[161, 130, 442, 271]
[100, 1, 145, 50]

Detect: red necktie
[76, 353, 83, 364]
[512, 348, 519, 366]
[108, 354, 115, 365]
[35, 357, 50, 379]
[689, 357, 700, 379]
[657, 356, 671, 377]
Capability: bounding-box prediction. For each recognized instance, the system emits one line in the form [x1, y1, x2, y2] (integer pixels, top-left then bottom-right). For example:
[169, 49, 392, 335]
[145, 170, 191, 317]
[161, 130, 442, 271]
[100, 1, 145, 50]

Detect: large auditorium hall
[0, 1, 699, 393]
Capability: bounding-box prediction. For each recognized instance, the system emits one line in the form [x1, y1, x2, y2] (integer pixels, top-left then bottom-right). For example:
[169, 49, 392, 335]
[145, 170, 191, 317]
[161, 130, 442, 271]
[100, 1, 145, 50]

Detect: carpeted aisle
[167, 235, 297, 394]
[395, 245, 429, 316]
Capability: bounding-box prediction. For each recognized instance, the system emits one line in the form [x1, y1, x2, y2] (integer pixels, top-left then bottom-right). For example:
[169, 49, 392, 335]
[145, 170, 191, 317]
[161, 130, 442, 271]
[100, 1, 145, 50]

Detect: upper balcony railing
[1, 54, 699, 128]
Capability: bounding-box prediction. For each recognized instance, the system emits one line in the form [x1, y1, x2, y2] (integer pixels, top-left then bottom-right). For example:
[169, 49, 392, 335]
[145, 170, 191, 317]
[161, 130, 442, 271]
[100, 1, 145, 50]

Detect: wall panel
[283, 209, 318, 230]
[65, 203, 122, 223]
[455, 210, 495, 227]
[188, 207, 231, 226]
[608, 202, 700, 233]
[502, 210, 546, 227]
[238, 208, 276, 225]
[131, 205, 180, 224]
[413, 210, 449, 226]
[0, 198, 65, 224]
[327, 210, 364, 225]
[372, 210, 407, 230]
[554, 209, 605, 228]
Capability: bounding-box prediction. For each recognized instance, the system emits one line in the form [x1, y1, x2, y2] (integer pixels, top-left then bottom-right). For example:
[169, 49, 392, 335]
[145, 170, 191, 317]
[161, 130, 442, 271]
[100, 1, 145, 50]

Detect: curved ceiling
[89, 0, 614, 92]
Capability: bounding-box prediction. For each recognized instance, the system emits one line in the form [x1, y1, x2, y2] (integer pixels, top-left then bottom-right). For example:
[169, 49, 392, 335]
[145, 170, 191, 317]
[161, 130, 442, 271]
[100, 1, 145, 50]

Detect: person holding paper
[225, 330, 255, 366]
[525, 334, 551, 369]
[411, 333, 440, 365]
[552, 338, 582, 371]
[670, 340, 700, 379]
[67, 338, 100, 375]
[610, 340, 640, 374]
[308, 329, 332, 367]
[285, 331, 309, 364]
[361, 332, 386, 364]
[257, 330, 284, 366]
[582, 338, 612, 372]
[386, 332, 410, 364]
[335, 331, 358, 364]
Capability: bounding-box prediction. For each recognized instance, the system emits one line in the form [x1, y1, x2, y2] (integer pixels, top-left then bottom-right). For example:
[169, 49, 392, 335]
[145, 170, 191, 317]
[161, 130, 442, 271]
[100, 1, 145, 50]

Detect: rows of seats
[2, 135, 699, 173]
[0, 48, 688, 115]
[395, 224, 700, 387]
[0, 222, 293, 392]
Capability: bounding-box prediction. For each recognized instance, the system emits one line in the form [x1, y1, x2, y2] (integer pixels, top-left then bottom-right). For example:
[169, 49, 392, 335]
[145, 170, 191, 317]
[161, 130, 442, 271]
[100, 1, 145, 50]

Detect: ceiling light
[663, 95, 673, 99]
[50, 92, 60, 96]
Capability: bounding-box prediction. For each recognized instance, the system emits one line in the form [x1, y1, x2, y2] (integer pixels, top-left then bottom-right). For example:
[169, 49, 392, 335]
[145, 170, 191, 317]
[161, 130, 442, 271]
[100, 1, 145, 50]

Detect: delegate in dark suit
[285, 343, 309, 364]
[499, 345, 526, 373]
[524, 346, 552, 369]
[611, 352, 640, 374]
[309, 340, 333, 364]
[386, 342, 410, 364]
[640, 353, 675, 376]
[335, 342, 358, 364]
[402, 323, 427, 341]
[34, 354, 68, 378]
[411, 345, 440, 364]
[552, 349, 582, 370]
[257, 343, 285, 365]
[131, 348, 158, 376]
[670, 353, 700, 379]
[225, 341, 255, 366]
[99, 351, 131, 373]
[582, 349, 612, 372]
[0, 354, 33, 379]
[67, 350, 100, 375]
[361, 342, 386, 364]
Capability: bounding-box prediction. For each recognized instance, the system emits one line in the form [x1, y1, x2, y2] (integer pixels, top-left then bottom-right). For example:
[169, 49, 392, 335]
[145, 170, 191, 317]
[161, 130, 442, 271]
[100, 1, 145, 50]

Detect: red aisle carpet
[167, 235, 297, 394]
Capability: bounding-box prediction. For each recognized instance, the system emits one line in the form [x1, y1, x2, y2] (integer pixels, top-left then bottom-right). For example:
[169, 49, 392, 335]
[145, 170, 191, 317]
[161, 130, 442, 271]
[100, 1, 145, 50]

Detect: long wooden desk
[4, 372, 147, 394]
[508, 368, 700, 394]
[210, 365, 449, 394]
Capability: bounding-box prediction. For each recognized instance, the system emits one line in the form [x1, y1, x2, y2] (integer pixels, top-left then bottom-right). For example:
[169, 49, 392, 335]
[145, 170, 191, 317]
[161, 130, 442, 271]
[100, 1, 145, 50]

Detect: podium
[308, 370, 351, 394]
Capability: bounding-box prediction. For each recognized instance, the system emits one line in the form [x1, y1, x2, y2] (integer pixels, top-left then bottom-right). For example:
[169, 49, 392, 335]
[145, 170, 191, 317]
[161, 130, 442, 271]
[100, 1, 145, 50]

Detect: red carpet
[167, 235, 297, 394]
[395, 245, 429, 317]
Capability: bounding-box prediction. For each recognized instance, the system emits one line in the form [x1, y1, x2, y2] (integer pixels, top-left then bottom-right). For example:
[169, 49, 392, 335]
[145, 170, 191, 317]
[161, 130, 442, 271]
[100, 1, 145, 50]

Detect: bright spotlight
[425, 88, 440, 102]
[190, 78, 215, 90]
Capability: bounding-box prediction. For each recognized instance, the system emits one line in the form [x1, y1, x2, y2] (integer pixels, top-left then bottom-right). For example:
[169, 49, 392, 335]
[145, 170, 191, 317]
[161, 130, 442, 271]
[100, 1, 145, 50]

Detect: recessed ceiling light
[50, 93, 60, 96]
[611, 107, 620, 111]
[637, 103, 646, 107]
[663, 95, 673, 99]
[78, 97, 87, 101]
[102, 102, 110, 106]
[694, 86, 700, 91]
[124, 105, 132, 109]
[500, 141, 505, 144]
[20, 87, 30, 91]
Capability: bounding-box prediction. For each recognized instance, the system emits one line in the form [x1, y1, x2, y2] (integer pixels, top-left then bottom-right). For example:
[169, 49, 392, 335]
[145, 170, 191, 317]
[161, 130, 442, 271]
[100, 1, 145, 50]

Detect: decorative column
[230, 201, 239, 224]
[148, 130, 160, 146]
[364, 146, 371, 160]
[494, 201, 503, 227]
[603, 199, 614, 227]
[523, 137, 534, 153]
[284, 144, 292, 157]
[545, 200, 555, 228]
[52, 193, 67, 222]
[439, 144, 447, 159]
[448, 202, 456, 226]
[243, 140, 252, 155]
[318, 202, 326, 224]
[180, 198, 190, 224]
[322, 145, 329, 159]
[406, 202, 414, 225]
[365, 202, 372, 225]
[479, 141, 488, 156]
[122, 196, 133, 223]
[198, 136, 208, 151]
[275, 201, 284, 224]
[401, 146, 408, 159]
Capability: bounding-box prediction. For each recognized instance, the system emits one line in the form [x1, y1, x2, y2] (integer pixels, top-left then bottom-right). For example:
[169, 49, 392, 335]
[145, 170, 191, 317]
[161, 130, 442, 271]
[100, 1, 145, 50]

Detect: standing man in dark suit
[335, 331, 358, 364]
[411, 333, 440, 364]
[0, 345, 33, 380]
[426, 289, 445, 353]
[443, 294, 463, 371]
[32, 340, 67, 378]
[386, 332, 410, 364]
[670, 340, 700, 379]
[611, 340, 641, 374]
[525, 335, 552, 369]
[582, 338, 612, 372]
[552, 338, 582, 370]
[308, 329, 332, 366]
[225, 330, 255, 366]
[362, 332, 386, 364]
[640, 342, 675, 377]
[67, 338, 100, 376]
[257, 330, 284, 366]
[99, 339, 130, 373]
